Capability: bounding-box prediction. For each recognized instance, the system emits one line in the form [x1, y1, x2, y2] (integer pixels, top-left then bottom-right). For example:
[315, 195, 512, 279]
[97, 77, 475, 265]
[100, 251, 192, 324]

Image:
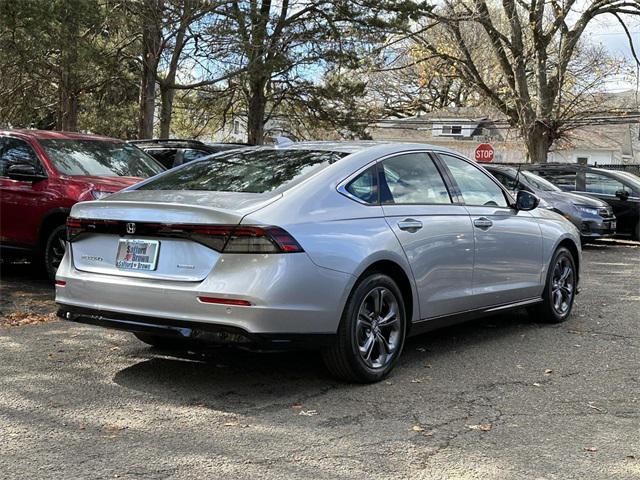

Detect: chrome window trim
[336, 149, 457, 206]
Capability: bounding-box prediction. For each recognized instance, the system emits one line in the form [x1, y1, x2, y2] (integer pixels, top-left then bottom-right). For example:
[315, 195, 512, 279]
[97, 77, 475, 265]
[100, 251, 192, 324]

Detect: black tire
[529, 246, 577, 324]
[322, 273, 407, 383]
[635, 221, 640, 241]
[133, 332, 193, 349]
[43, 224, 67, 281]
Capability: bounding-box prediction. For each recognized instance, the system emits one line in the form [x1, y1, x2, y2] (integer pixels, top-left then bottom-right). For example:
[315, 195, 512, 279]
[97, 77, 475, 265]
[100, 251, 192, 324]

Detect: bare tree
[402, 0, 640, 162]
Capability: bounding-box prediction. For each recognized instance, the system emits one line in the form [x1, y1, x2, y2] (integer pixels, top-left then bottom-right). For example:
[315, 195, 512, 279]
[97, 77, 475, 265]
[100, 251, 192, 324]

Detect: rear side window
[379, 153, 451, 204]
[439, 154, 508, 207]
[139, 149, 347, 193]
[345, 166, 378, 204]
[534, 170, 576, 191]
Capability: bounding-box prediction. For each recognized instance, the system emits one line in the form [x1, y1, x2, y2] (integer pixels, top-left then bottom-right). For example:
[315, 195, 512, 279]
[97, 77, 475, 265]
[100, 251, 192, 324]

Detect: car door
[437, 153, 544, 307]
[378, 152, 476, 319]
[0, 136, 50, 247]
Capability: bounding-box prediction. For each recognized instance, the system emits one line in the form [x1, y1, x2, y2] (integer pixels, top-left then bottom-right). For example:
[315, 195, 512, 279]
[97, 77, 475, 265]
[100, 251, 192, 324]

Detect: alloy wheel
[551, 255, 574, 316]
[355, 287, 402, 369]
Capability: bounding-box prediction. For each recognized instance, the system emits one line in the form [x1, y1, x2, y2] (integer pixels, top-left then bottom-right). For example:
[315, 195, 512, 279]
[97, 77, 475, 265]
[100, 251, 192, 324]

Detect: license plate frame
[115, 239, 160, 271]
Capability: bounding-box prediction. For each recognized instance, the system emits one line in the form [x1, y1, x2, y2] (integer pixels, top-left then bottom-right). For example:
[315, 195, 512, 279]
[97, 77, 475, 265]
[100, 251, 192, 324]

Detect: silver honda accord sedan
[56, 142, 581, 382]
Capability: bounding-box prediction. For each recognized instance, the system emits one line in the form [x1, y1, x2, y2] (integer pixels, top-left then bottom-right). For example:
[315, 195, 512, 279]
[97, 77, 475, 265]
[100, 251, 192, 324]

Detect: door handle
[473, 217, 493, 229]
[398, 219, 423, 232]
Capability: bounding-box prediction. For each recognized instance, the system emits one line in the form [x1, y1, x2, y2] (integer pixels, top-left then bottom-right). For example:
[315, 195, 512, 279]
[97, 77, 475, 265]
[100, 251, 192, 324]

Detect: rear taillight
[223, 226, 303, 253]
[65, 217, 303, 254]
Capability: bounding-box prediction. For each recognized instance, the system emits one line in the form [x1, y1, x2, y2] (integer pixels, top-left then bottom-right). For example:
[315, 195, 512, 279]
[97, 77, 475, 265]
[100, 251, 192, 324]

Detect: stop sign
[475, 143, 494, 163]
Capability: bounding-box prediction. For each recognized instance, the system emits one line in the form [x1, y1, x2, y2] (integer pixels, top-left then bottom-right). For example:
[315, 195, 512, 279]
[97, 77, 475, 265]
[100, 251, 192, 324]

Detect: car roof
[262, 140, 461, 155]
[0, 128, 120, 142]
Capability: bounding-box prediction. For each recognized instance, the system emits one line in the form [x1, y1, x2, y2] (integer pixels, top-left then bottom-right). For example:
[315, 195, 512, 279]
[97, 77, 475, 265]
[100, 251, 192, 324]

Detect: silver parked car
[56, 142, 581, 382]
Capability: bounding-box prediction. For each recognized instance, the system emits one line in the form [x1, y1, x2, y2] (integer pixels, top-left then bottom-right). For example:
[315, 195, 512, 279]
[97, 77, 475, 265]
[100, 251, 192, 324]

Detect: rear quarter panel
[241, 168, 420, 324]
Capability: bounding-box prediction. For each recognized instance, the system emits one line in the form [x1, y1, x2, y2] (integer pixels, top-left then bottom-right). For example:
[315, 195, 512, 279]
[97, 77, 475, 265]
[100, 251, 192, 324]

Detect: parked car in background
[485, 165, 616, 242]
[0, 129, 165, 279]
[57, 142, 581, 383]
[130, 139, 248, 169]
[525, 164, 640, 240]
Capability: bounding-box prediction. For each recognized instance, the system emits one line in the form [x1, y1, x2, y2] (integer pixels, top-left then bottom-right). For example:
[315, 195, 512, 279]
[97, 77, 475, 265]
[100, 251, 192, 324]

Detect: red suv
[0, 129, 164, 279]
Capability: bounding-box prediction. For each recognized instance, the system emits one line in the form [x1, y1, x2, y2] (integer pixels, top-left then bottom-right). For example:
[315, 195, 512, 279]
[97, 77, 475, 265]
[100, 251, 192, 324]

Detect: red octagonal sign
[475, 143, 494, 163]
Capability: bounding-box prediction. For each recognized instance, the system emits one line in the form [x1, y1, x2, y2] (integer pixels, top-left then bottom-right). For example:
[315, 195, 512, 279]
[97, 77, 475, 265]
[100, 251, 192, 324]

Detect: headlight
[91, 190, 112, 200]
[537, 198, 554, 210]
[575, 205, 598, 216]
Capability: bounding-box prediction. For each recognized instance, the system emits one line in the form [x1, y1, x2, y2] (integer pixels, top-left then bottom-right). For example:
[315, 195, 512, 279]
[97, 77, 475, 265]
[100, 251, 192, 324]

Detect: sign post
[474, 143, 495, 163]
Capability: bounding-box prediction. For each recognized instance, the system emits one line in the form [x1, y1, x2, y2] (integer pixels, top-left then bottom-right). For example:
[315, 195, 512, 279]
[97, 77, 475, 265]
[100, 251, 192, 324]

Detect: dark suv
[130, 139, 247, 169]
[0, 129, 164, 278]
[485, 165, 616, 242]
[526, 164, 640, 240]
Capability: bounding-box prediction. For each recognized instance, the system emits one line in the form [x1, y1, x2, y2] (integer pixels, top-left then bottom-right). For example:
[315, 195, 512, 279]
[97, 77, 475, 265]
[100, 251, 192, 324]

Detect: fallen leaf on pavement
[299, 410, 318, 416]
[533, 382, 542, 387]
[544, 369, 553, 375]
[291, 403, 303, 409]
[584, 447, 598, 453]
[410, 379, 422, 383]
[1, 312, 57, 327]
[412, 425, 425, 432]
[467, 424, 492, 432]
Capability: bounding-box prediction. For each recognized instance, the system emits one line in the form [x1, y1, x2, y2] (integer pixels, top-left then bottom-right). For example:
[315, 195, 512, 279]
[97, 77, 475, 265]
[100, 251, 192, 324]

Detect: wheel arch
[38, 208, 70, 248]
[556, 237, 581, 285]
[356, 258, 417, 333]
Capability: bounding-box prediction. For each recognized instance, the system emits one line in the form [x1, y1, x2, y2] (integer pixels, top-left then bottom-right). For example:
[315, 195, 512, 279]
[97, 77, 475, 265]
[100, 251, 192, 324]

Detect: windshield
[521, 171, 560, 192]
[138, 148, 347, 193]
[41, 139, 165, 178]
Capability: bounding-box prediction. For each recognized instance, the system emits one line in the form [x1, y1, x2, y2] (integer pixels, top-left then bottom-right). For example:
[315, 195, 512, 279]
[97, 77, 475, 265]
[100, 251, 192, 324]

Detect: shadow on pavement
[112, 309, 535, 412]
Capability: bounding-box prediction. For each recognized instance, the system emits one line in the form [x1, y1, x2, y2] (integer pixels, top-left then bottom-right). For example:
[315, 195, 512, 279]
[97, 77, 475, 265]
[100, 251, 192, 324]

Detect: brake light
[55, 280, 66, 287]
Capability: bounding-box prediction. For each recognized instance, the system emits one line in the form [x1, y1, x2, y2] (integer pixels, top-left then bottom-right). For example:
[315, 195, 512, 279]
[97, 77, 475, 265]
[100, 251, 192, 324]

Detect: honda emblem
[126, 223, 136, 234]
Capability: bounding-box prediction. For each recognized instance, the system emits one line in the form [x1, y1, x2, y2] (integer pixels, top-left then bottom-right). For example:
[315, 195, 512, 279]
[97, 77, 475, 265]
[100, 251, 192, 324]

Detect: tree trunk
[57, 82, 78, 131]
[137, 0, 162, 139]
[525, 121, 554, 164]
[56, 0, 79, 131]
[247, 78, 267, 145]
[158, 83, 175, 138]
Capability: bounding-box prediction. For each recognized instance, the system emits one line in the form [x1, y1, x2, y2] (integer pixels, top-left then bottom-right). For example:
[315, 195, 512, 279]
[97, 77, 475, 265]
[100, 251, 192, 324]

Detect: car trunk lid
[68, 191, 281, 281]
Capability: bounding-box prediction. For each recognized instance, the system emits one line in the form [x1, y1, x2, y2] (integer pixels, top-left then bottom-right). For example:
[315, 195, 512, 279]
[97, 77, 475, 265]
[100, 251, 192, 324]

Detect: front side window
[40, 140, 164, 178]
[379, 153, 451, 204]
[0, 137, 46, 177]
[585, 172, 627, 195]
[439, 154, 508, 207]
[139, 148, 347, 193]
[345, 166, 378, 204]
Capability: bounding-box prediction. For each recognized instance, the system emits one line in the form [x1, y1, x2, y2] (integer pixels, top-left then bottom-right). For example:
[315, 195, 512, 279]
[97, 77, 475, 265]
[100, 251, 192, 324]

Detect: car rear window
[40, 139, 164, 178]
[138, 148, 347, 193]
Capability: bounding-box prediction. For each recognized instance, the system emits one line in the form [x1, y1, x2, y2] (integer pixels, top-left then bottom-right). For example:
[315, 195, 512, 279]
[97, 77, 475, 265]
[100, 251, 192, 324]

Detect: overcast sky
[582, 12, 639, 92]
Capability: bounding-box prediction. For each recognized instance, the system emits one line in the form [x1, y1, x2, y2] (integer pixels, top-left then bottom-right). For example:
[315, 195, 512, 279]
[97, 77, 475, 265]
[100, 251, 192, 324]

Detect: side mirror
[515, 190, 540, 211]
[615, 189, 629, 201]
[6, 163, 46, 182]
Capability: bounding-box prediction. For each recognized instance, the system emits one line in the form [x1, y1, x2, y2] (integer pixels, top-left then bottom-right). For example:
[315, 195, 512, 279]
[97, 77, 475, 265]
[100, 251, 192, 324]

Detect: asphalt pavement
[1, 241, 639, 479]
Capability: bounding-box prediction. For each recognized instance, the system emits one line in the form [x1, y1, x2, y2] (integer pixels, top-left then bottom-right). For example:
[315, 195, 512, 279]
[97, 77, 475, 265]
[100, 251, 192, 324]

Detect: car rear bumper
[55, 248, 354, 335]
[57, 305, 337, 348]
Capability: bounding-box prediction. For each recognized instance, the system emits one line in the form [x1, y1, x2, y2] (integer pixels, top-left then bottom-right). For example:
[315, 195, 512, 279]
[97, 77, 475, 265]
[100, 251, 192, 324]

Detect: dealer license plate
[115, 239, 160, 271]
